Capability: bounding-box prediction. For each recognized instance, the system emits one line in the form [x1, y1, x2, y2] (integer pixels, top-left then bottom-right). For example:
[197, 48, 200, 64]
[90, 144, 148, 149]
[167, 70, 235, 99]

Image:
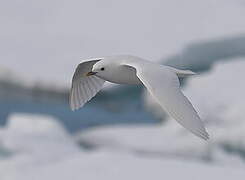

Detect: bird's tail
[168, 67, 196, 77]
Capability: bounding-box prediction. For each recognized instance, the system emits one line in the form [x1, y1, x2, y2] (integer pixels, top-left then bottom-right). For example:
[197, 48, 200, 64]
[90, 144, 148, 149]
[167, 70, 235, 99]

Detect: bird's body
[70, 55, 209, 140]
[95, 57, 142, 84]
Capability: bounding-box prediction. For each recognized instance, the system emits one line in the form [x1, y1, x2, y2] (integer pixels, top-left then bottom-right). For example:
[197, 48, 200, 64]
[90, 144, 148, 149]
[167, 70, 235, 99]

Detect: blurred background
[0, 0, 245, 179]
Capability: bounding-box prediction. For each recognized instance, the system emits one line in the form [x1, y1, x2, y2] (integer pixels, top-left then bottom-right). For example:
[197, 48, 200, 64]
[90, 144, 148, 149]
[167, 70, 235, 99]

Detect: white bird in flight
[70, 55, 209, 140]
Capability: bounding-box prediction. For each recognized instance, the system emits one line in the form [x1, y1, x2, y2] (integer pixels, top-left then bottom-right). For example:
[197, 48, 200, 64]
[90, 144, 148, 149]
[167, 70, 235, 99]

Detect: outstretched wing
[70, 59, 105, 111]
[125, 63, 209, 140]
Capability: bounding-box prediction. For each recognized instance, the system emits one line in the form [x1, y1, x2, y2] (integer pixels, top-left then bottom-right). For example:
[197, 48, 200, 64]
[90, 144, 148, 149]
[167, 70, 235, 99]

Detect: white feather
[124, 61, 209, 140]
[69, 59, 105, 111]
[70, 55, 209, 140]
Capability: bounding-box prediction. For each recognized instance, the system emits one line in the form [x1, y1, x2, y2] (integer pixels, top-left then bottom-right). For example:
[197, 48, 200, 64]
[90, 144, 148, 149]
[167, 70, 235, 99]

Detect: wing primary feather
[75, 86, 81, 109]
[78, 85, 85, 105]
[87, 78, 96, 95]
[76, 85, 82, 107]
[69, 60, 105, 110]
[72, 86, 77, 109]
[90, 77, 100, 90]
[70, 88, 75, 111]
[84, 80, 92, 98]
[123, 62, 209, 140]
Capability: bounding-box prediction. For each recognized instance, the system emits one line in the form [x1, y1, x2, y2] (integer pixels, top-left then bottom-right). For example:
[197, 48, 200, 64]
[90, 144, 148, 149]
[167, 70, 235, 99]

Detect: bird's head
[86, 59, 113, 78]
[86, 55, 132, 78]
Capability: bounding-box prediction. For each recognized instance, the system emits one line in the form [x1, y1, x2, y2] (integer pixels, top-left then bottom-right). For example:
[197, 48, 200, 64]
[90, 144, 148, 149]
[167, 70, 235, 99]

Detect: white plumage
[70, 59, 105, 111]
[70, 55, 209, 140]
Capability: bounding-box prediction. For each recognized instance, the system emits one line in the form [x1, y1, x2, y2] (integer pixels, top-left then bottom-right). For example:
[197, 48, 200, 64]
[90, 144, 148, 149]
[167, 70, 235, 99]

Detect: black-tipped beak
[86, 71, 97, 76]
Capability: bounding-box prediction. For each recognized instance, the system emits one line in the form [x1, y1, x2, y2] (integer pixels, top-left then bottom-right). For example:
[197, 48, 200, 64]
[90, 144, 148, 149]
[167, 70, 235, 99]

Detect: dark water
[0, 87, 157, 133]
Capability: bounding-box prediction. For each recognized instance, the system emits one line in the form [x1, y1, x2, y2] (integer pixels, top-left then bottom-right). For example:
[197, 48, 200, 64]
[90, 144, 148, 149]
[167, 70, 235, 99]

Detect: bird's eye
[100, 67, 105, 71]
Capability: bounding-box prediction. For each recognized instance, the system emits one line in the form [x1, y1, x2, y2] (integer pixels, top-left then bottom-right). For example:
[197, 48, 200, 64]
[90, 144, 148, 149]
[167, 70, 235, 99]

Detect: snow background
[1, 0, 245, 179]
